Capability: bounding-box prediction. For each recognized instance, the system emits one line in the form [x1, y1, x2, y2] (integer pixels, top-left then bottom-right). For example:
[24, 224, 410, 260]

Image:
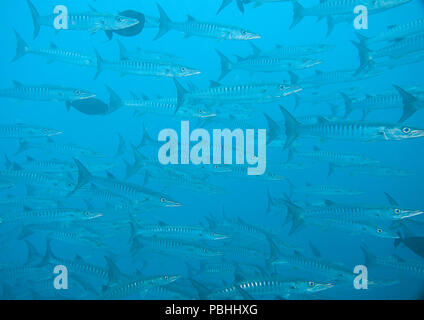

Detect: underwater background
[0, 0, 423, 300]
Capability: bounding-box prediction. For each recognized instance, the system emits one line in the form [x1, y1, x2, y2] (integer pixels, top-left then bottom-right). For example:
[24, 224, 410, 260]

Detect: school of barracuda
[0, 0, 424, 300]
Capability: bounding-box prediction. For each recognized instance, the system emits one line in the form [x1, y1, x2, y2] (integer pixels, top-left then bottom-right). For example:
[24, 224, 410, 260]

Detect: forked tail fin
[154, 4, 172, 40]
[26, 0, 41, 39]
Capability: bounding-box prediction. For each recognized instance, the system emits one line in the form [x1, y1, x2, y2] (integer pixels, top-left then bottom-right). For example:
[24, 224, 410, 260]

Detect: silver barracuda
[0, 81, 95, 110]
[274, 106, 424, 149]
[70, 159, 182, 208]
[0, 124, 61, 139]
[155, 4, 260, 40]
[356, 18, 424, 46]
[217, 50, 321, 80]
[12, 31, 96, 68]
[94, 50, 200, 79]
[26, 0, 139, 39]
[0, 207, 101, 225]
[173, 79, 301, 111]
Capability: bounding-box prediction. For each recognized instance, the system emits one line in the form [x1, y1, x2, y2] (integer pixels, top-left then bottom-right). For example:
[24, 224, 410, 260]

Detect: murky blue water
[0, 0, 423, 300]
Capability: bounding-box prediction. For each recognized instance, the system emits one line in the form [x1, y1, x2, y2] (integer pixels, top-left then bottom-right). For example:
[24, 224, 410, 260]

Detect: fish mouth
[410, 129, 424, 138]
[399, 210, 424, 219]
[306, 60, 322, 68]
[199, 112, 216, 118]
[48, 131, 63, 136]
[165, 201, 182, 207]
[123, 19, 141, 29]
[168, 275, 181, 283]
[282, 87, 303, 96]
[247, 34, 261, 40]
[213, 234, 230, 240]
[87, 213, 103, 220]
[184, 70, 201, 77]
[80, 94, 97, 100]
[312, 283, 334, 291]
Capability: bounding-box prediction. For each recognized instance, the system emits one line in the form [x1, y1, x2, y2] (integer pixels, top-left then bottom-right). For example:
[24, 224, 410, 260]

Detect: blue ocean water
[0, 0, 423, 300]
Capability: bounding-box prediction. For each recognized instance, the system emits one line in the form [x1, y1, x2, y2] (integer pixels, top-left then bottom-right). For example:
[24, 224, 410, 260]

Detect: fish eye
[43, 128, 49, 133]
[308, 281, 315, 287]
[116, 17, 123, 22]
[164, 276, 168, 280]
[279, 84, 286, 90]
[377, 228, 383, 233]
[84, 211, 91, 216]
[160, 197, 166, 203]
[402, 127, 411, 134]
[394, 208, 401, 214]
[180, 67, 186, 72]
[241, 30, 247, 35]
[75, 90, 81, 95]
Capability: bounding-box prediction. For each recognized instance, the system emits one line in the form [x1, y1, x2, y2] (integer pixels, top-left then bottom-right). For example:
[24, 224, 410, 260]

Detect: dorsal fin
[384, 192, 399, 206]
[12, 162, 23, 170]
[157, 220, 167, 226]
[106, 171, 116, 180]
[88, 4, 99, 13]
[324, 199, 337, 206]
[12, 80, 24, 87]
[187, 15, 195, 22]
[210, 80, 221, 88]
[49, 42, 58, 49]
[75, 254, 84, 262]
[26, 155, 35, 162]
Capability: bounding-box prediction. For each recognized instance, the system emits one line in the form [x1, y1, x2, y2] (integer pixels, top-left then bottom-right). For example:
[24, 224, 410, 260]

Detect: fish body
[0, 124, 61, 139]
[26, 0, 139, 39]
[156, 4, 260, 40]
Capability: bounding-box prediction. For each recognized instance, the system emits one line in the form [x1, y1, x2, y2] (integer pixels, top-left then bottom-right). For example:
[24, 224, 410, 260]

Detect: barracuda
[12, 31, 96, 68]
[106, 87, 214, 119]
[357, 18, 424, 45]
[39, 240, 129, 286]
[130, 235, 222, 258]
[16, 138, 104, 157]
[0, 124, 61, 139]
[217, 49, 321, 80]
[267, 236, 353, 280]
[362, 246, 424, 277]
[26, 0, 139, 39]
[288, 146, 380, 168]
[0, 207, 101, 225]
[0, 166, 73, 190]
[117, 40, 181, 63]
[94, 50, 200, 79]
[353, 33, 424, 74]
[282, 198, 406, 238]
[0, 81, 94, 110]
[207, 278, 333, 299]
[174, 79, 301, 111]
[289, 69, 381, 88]
[291, 0, 411, 29]
[100, 274, 180, 299]
[276, 106, 424, 149]
[155, 4, 260, 40]
[70, 159, 181, 208]
[342, 85, 424, 122]
[131, 220, 228, 241]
